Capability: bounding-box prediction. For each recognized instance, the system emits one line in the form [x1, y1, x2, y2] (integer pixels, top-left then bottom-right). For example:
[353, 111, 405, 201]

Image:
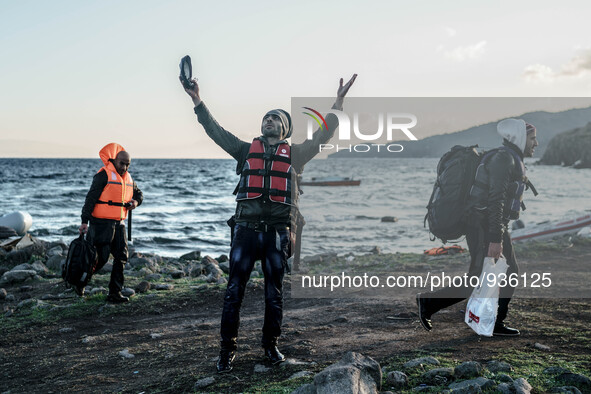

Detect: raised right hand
[180, 77, 201, 106]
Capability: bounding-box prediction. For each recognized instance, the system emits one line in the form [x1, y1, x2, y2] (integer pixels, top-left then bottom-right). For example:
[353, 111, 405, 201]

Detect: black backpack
[425, 145, 483, 243]
[62, 234, 97, 288]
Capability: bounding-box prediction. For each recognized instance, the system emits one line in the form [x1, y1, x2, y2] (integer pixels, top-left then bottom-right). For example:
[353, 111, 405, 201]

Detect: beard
[261, 126, 283, 139]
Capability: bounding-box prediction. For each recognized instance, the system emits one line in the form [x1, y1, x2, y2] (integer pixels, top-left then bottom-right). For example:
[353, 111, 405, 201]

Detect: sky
[2, 0, 591, 158]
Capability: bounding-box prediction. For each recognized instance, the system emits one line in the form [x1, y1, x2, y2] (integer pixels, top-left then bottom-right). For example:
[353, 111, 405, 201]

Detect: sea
[0, 158, 589, 258]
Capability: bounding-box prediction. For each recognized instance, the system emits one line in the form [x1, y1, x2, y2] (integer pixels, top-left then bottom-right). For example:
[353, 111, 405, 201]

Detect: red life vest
[91, 165, 134, 221]
[236, 138, 293, 205]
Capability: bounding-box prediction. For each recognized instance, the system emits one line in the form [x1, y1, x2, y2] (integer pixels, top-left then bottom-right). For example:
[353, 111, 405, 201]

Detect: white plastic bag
[465, 256, 509, 336]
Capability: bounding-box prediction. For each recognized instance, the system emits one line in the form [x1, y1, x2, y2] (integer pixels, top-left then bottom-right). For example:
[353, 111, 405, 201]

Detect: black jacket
[468, 141, 524, 243]
[81, 170, 143, 224]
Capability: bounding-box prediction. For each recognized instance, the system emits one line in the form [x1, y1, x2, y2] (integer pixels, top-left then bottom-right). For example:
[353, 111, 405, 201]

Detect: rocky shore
[539, 121, 591, 168]
[1, 233, 590, 393]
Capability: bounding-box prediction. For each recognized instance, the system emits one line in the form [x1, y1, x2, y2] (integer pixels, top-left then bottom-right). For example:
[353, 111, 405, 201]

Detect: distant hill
[539, 122, 591, 168]
[330, 106, 591, 158]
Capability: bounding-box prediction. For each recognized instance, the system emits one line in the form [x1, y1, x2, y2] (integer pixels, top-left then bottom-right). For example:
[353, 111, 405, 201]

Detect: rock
[217, 254, 228, 263]
[313, 351, 382, 393]
[386, 371, 408, 388]
[550, 386, 582, 394]
[45, 255, 64, 271]
[0, 270, 37, 285]
[145, 273, 162, 281]
[98, 262, 113, 273]
[219, 261, 230, 274]
[254, 364, 270, 373]
[334, 316, 348, 323]
[216, 277, 227, 285]
[381, 216, 398, 223]
[0, 225, 18, 239]
[292, 383, 316, 394]
[20, 285, 33, 292]
[31, 261, 49, 276]
[289, 371, 313, 380]
[487, 360, 513, 373]
[47, 246, 63, 258]
[135, 281, 150, 293]
[448, 383, 482, 393]
[539, 122, 591, 168]
[170, 270, 185, 279]
[497, 374, 513, 383]
[6, 294, 16, 302]
[534, 342, 551, 351]
[189, 264, 203, 277]
[17, 298, 38, 309]
[82, 336, 97, 343]
[119, 349, 135, 359]
[513, 377, 533, 394]
[155, 284, 174, 291]
[544, 367, 571, 375]
[90, 287, 107, 295]
[121, 288, 135, 297]
[194, 376, 215, 389]
[150, 333, 162, 339]
[497, 383, 513, 394]
[11, 263, 33, 271]
[0, 288, 6, 299]
[412, 385, 435, 392]
[249, 271, 260, 279]
[449, 377, 494, 391]
[403, 356, 440, 370]
[128, 256, 159, 272]
[557, 373, 591, 388]
[454, 361, 484, 379]
[181, 251, 201, 261]
[5, 240, 46, 266]
[421, 367, 454, 385]
[59, 327, 74, 333]
[370, 246, 381, 254]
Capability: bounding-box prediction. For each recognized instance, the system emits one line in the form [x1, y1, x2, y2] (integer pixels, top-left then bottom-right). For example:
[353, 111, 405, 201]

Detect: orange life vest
[236, 138, 293, 205]
[91, 166, 134, 221]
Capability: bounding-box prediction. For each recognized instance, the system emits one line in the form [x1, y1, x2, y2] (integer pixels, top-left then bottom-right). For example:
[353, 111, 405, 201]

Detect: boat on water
[511, 214, 591, 242]
[299, 176, 361, 186]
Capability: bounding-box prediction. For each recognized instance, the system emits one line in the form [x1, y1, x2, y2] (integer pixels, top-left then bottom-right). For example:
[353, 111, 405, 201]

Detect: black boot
[416, 293, 432, 331]
[264, 346, 285, 365]
[74, 285, 85, 297]
[493, 323, 520, 337]
[216, 349, 236, 373]
[106, 292, 129, 303]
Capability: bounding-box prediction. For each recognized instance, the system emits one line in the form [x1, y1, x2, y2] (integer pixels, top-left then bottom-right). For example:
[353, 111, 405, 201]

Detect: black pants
[220, 224, 290, 351]
[424, 222, 518, 324]
[88, 220, 128, 294]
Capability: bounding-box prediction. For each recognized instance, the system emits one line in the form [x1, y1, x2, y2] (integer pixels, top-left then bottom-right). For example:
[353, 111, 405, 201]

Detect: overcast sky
[2, 0, 591, 158]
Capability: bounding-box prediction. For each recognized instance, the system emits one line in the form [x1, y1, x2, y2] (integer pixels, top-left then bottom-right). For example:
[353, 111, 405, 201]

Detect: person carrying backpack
[418, 118, 538, 337]
[78, 143, 143, 303]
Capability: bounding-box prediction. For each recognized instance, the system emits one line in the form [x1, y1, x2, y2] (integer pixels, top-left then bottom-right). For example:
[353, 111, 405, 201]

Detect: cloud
[443, 41, 487, 62]
[523, 49, 591, 83]
[444, 26, 456, 37]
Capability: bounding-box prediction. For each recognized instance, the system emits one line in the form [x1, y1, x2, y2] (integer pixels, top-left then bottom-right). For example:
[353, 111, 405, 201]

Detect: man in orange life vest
[182, 74, 356, 372]
[79, 143, 143, 303]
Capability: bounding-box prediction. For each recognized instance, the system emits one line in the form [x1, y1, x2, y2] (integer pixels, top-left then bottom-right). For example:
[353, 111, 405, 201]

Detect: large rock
[549, 387, 582, 394]
[181, 251, 201, 261]
[454, 361, 484, 379]
[45, 255, 65, 271]
[135, 281, 150, 293]
[449, 377, 494, 391]
[421, 367, 454, 385]
[486, 360, 513, 373]
[385, 371, 408, 389]
[31, 261, 49, 276]
[11, 263, 33, 271]
[128, 256, 159, 272]
[0, 288, 7, 299]
[557, 373, 591, 388]
[513, 378, 532, 394]
[4, 240, 46, 266]
[312, 352, 381, 394]
[0, 270, 37, 285]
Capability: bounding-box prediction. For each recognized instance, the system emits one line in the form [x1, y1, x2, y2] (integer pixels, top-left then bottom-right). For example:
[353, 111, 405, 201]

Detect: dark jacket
[194, 102, 340, 226]
[468, 141, 525, 243]
[81, 170, 143, 225]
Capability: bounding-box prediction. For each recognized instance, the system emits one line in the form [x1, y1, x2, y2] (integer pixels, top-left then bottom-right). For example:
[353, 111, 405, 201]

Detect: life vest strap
[96, 200, 126, 207]
[238, 187, 291, 197]
[245, 152, 291, 164]
[241, 169, 291, 178]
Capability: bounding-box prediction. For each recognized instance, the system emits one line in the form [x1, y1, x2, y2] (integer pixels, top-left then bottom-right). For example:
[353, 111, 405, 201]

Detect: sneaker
[106, 292, 130, 304]
[264, 346, 286, 365]
[416, 293, 432, 331]
[493, 324, 520, 337]
[216, 350, 236, 373]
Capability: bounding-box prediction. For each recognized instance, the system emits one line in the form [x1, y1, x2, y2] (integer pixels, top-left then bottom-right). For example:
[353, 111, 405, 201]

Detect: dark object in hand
[179, 55, 195, 89]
